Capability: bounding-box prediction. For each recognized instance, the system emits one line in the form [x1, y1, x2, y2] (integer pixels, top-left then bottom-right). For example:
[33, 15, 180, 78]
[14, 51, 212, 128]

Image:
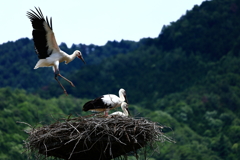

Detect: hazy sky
[0, 0, 206, 47]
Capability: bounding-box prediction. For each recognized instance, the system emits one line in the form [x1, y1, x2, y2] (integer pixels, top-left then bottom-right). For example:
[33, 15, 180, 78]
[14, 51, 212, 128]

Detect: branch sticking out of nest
[23, 116, 174, 160]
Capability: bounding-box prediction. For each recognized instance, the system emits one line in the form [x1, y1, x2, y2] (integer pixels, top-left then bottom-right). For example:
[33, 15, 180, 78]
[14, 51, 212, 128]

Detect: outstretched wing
[27, 7, 60, 59]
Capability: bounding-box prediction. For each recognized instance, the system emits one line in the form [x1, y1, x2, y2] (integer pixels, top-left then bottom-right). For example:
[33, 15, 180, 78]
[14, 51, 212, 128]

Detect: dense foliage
[0, 0, 240, 159]
[0, 88, 88, 159]
[0, 38, 139, 91]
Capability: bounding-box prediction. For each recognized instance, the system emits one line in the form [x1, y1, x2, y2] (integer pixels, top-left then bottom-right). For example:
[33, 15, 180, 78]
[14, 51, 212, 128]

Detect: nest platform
[23, 116, 173, 160]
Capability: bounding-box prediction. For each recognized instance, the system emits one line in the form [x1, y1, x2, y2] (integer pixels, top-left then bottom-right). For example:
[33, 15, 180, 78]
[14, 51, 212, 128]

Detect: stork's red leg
[58, 74, 75, 87]
[104, 110, 109, 117]
[54, 74, 68, 95]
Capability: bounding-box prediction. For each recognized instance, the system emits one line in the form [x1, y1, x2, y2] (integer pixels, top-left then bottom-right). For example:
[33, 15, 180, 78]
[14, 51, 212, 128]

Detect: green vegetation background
[1, 0, 240, 159]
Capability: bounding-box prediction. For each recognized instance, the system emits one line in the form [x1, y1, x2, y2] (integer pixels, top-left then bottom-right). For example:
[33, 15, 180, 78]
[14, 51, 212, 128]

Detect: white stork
[26, 7, 85, 95]
[83, 88, 128, 116]
[108, 102, 130, 117]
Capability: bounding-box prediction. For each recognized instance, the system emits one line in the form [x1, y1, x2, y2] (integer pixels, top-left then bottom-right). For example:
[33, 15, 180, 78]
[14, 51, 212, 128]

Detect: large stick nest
[23, 116, 174, 160]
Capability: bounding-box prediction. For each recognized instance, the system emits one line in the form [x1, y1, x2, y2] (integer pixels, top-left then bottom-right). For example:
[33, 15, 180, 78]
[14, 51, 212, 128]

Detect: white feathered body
[34, 50, 77, 69]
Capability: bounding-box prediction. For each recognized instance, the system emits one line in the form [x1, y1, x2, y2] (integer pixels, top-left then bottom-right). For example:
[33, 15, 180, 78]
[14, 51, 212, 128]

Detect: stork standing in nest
[26, 7, 85, 95]
[83, 88, 128, 116]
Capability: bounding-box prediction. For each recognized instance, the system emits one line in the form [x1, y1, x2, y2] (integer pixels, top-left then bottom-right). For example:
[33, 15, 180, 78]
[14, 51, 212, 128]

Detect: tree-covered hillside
[158, 0, 240, 60]
[2, 87, 239, 160]
[0, 88, 88, 160]
[0, 38, 139, 91]
[1, 0, 240, 159]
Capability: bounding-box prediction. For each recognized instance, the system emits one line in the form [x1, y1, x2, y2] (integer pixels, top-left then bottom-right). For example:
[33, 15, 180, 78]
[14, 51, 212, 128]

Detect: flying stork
[26, 7, 85, 95]
[108, 102, 130, 117]
[82, 88, 128, 116]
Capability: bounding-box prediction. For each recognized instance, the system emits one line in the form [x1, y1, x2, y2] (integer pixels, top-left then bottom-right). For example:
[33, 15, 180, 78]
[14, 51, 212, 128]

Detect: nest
[23, 116, 174, 160]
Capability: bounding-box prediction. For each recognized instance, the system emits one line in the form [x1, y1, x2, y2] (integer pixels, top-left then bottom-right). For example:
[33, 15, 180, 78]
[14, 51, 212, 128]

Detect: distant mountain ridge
[0, 38, 139, 91]
[158, 0, 240, 60]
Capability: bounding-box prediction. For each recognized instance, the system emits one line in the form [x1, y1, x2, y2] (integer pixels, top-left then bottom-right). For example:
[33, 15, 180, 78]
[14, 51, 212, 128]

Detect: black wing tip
[83, 103, 90, 111]
[26, 6, 40, 14]
[82, 108, 88, 111]
[26, 7, 52, 30]
[26, 7, 43, 20]
[83, 101, 95, 111]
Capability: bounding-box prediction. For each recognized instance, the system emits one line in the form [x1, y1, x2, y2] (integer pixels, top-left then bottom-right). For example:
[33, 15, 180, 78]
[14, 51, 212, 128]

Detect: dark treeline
[0, 38, 140, 91]
[0, 0, 240, 159]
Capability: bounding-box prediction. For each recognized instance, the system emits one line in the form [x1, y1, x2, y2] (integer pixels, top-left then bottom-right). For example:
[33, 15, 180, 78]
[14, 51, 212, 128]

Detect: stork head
[75, 50, 86, 64]
[119, 88, 128, 103]
[121, 102, 130, 116]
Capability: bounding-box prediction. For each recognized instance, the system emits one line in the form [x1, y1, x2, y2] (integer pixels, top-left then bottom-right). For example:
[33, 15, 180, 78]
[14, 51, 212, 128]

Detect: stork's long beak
[126, 108, 131, 116]
[124, 95, 129, 104]
[78, 56, 86, 64]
